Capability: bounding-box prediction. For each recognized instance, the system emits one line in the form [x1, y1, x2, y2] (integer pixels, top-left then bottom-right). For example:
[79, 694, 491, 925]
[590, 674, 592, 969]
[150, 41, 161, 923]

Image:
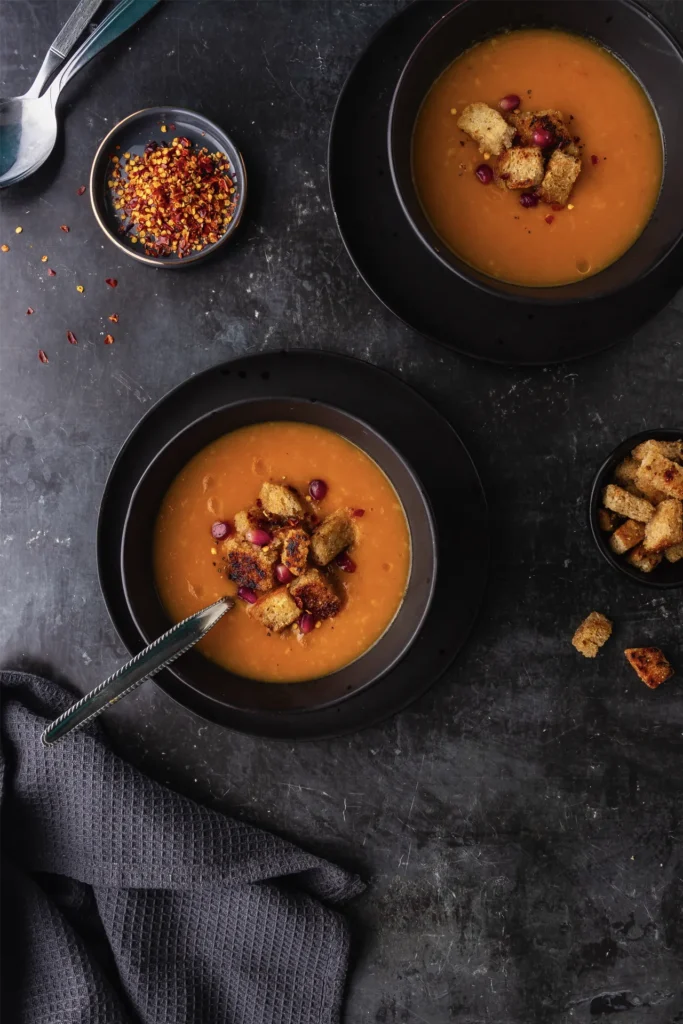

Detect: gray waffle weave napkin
[0, 671, 364, 1024]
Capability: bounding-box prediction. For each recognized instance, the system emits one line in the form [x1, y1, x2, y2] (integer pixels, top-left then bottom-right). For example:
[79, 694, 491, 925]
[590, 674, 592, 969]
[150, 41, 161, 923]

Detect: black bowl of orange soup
[388, 0, 683, 301]
[120, 398, 436, 718]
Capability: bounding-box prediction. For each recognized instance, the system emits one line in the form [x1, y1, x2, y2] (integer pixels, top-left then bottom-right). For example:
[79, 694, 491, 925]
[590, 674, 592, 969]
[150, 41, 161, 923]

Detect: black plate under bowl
[98, 351, 489, 738]
[329, 0, 683, 364]
[122, 398, 436, 716]
[389, 0, 683, 303]
[90, 106, 246, 267]
[589, 428, 683, 590]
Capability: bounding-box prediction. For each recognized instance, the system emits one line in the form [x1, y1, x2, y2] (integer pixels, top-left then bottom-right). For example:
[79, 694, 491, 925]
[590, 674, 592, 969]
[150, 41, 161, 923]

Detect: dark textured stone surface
[1, 2, 682, 1021]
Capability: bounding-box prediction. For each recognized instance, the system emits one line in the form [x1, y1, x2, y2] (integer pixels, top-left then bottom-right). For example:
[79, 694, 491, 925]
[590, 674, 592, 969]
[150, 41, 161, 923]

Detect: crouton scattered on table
[632, 438, 683, 464]
[602, 484, 654, 523]
[643, 498, 683, 553]
[277, 527, 310, 576]
[572, 611, 613, 659]
[598, 508, 620, 532]
[259, 481, 306, 519]
[624, 647, 674, 689]
[508, 109, 572, 148]
[665, 541, 683, 564]
[537, 149, 582, 207]
[457, 102, 515, 156]
[635, 450, 683, 501]
[496, 147, 544, 189]
[249, 587, 301, 632]
[289, 569, 341, 620]
[609, 519, 645, 555]
[222, 536, 278, 592]
[626, 543, 662, 573]
[310, 508, 355, 566]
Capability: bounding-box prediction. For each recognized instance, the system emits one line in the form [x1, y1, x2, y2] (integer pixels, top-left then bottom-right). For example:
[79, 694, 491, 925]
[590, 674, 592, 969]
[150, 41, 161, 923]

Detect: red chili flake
[352, 508, 365, 518]
[60, 224, 70, 232]
[38, 349, 49, 363]
[105, 278, 118, 288]
[551, 203, 563, 212]
[66, 330, 78, 345]
[169, 123, 176, 131]
[104, 334, 115, 345]
[47, 268, 56, 277]
[108, 313, 119, 323]
[591, 154, 599, 165]
[77, 185, 86, 196]
[545, 215, 554, 225]
[26, 307, 34, 315]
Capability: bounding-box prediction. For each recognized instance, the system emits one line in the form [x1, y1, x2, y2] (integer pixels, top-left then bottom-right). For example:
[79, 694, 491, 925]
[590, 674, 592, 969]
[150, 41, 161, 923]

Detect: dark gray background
[1, 2, 682, 1021]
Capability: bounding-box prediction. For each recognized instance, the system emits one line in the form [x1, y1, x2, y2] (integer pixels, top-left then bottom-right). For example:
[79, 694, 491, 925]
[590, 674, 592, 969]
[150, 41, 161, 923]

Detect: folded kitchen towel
[0, 671, 364, 1024]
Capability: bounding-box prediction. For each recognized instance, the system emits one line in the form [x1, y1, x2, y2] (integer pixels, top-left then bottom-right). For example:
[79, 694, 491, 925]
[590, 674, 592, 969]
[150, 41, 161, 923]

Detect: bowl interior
[389, 0, 683, 302]
[589, 428, 683, 589]
[121, 397, 437, 714]
[90, 106, 246, 268]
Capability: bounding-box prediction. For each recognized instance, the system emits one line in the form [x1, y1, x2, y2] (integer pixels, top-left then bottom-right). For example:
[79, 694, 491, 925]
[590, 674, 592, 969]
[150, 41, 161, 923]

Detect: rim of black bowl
[589, 428, 683, 589]
[387, 0, 683, 306]
[89, 106, 247, 268]
[119, 396, 438, 705]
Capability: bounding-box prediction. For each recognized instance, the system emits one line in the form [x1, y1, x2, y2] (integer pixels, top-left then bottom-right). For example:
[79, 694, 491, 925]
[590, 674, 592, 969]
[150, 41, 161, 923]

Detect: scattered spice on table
[107, 135, 237, 257]
[15, 226, 22, 234]
[60, 224, 69, 232]
[38, 349, 49, 363]
[47, 268, 56, 277]
[1, 244, 9, 252]
[76, 284, 84, 293]
[108, 313, 119, 323]
[66, 331, 78, 345]
[105, 278, 117, 287]
[41, 255, 48, 262]
[77, 185, 86, 195]
[104, 334, 115, 345]
[26, 307, 34, 315]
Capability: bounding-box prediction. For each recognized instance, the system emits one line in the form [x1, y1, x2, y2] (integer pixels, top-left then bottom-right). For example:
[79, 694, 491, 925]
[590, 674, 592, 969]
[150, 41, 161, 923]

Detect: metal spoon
[0, 0, 160, 188]
[41, 597, 233, 746]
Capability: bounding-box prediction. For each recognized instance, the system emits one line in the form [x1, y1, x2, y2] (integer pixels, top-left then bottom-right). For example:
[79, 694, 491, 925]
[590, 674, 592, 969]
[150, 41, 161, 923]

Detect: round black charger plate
[98, 351, 489, 739]
[328, 0, 683, 365]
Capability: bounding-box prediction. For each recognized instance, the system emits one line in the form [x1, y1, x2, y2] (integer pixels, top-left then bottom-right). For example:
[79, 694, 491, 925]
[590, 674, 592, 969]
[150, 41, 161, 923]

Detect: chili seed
[41, 255, 48, 262]
[76, 285, 84, 293]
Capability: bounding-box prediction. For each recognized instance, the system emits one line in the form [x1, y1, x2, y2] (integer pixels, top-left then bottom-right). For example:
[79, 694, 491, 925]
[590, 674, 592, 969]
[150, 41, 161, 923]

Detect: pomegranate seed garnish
[59, 224, 69, 232]
[245, 527, 271, 546]
[38, 349, 48, 363]
[545, 215, 554, 225]
[298, 612, 315, 634]
[47, 268, 56, 277]
[532, 127, 554, 147]
[108, 313, 119, 323]
[26, 307, 34, 315]
[105, 278, 118, 288]
[474, 164, 493, 185]
[519, 193, 539, 208]
[335, 551, 357, 573]
[104, 334, 115, 345]
[211, 520, 232, 541]
[275, 564, 294, 584]
[499, 94, 520, 112]
[77, 185, 86, 196]
[309, 478, 328, 501]
[66, 330, 77, 345]
[352, 508, 365, 518]
[237, 586, 258, 604]
[591, 154, 599, 165]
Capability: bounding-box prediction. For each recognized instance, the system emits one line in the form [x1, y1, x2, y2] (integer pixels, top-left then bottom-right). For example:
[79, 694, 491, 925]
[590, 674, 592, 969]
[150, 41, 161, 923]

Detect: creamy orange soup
[153, 422, 411, 682]
[413, 29, 662, 287]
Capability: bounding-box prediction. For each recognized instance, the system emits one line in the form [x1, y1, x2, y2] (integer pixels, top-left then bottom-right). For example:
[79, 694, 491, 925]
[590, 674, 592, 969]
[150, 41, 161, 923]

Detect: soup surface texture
[154, 422, 411, 683]
[412, 29, 662, 287]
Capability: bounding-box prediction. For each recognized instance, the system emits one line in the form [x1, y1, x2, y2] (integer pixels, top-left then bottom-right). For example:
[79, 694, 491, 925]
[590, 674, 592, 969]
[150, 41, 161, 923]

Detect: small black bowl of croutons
[590, 429, 683, 589]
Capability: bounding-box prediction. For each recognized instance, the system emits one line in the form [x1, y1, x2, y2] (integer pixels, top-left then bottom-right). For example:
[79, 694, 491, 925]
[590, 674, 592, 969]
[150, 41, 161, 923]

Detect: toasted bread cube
[249, 587, 300, 632]
[598, 508, 620, 532]
[643, 498, 683, 553]
[635, 450, 683, 501]
[496, 147, 545, 189]
[310, 508, 355, 566]
[259, 481, 306, 519]
[571, 611, 613, 659]
[665, 541, 683, 563]
[626, 543, 662, 573]
[221, 536, 278, 592]
[277, 527, 310, 576]
[508, 109, 572, 147]
[457, 102, 515, 156]
[613, 456, 640, 489]
[609, 519, 645, 555]
[234, 506, 271, 536]
[602, 484, 654, 523]
[289, 569, 341, 620]
[632, 438, 683, 464]
[537, 149, 581, 207]
[624, 647, 674, 689]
